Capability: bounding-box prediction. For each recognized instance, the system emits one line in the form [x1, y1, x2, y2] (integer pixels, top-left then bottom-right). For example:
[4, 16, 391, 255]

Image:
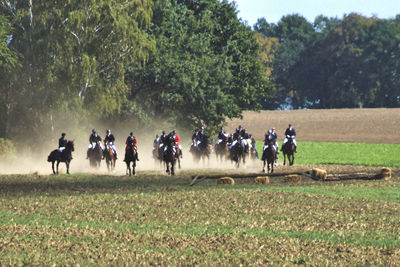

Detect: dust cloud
[0, 122, 262, 175]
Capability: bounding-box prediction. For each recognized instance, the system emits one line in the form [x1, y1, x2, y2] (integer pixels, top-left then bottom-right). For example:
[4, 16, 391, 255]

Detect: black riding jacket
[285, 128, 296, 137]
[89, 133, 102, 143]
[59, 137, 68, 148]
[218, 131, 227, 140]
[104, 134, 115, 143]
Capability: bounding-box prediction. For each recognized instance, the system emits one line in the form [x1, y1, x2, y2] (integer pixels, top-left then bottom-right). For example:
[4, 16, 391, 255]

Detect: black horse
[262, 140, 276, 173]
[124, 146, 137, 176]
[88, 141, 102, 168]
[230, 137, 245, 168]
[163, 141, 176, 175]
[282, 137, 295, 166]
[47, 140, 75, 174]
[215, 138, 229, 162]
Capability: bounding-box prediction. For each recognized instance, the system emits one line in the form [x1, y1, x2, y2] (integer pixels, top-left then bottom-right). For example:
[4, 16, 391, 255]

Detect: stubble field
[1, 108, 400, 265]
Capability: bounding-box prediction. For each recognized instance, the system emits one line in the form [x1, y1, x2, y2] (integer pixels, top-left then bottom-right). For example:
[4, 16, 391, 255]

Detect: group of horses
[214, 136, 257, 168]
[47, 140, 138, 176]
[47, 136, 296, 176]
[262, 137, 296, 173]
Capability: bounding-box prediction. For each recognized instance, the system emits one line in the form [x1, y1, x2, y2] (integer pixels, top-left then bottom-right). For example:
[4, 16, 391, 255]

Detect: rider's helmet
[238, 125, 242, 129]
[162, 130, 165, 135]
[130, 132, 133, 136]
[106, 129, 110, 134]
[92, 129, 96, 134]
[272, 127, 276, 131]
[156, 134, 159, 138]
[221, 126, 224, 130]
[288, 124, 292, 128]
[172, 130, 176, 135]
[61, 133, 66, 137]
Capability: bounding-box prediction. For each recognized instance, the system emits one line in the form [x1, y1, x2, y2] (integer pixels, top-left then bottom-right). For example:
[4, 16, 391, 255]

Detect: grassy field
[256, 141, 400, 167]
[1, 172, 400, 266]
[2, 108, 400, 265]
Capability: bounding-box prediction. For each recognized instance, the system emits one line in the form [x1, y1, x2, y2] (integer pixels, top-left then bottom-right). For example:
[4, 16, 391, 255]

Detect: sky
[229, 0, 400, 26]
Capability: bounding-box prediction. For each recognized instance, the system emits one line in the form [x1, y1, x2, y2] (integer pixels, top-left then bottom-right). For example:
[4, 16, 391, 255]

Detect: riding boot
[86, 150, 89, 159]
[136, 152, 140, 161]
[115, 153, 118, 160]
[180, 150, 183, 158]
[294, 146, 297, 153]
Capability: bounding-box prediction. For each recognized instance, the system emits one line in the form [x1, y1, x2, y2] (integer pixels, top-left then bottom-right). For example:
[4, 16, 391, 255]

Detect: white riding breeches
[283, 138, 297, 146]
[88, 142, 104, 150]
[59, 147, 65, 152]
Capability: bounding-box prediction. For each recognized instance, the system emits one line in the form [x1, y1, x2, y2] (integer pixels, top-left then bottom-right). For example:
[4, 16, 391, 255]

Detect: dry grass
[226, 108, 400, 144]
[254, 176, 269, 185]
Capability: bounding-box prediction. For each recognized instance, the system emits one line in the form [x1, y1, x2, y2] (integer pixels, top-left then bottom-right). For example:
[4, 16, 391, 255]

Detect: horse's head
[67, 140, 75, 151]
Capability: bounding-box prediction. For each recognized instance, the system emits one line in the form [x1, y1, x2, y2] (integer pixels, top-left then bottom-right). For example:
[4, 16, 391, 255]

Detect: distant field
[226, 108, 400, 144]
[255, 141, 400, 168]
[1, 173, 400, 265]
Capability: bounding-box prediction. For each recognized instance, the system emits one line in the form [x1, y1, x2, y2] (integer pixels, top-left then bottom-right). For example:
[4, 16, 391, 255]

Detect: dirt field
[226, 108, 400, 144]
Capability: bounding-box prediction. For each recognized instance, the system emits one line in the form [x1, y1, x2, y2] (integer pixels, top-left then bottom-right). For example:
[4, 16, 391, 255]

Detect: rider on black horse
[217, 126, 228, 145]
[124, 131, 139, 161]
[163, 132, 176, 154]
[104, 129, 118, 159]
[58, 133, 68, 152]
[87, 129, 103, 159]
[281, 124, 297, 152]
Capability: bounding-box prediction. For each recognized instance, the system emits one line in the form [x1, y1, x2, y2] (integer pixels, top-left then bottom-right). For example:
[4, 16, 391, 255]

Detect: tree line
[1, 0, 399, 148]
[254, 13, 400, 109]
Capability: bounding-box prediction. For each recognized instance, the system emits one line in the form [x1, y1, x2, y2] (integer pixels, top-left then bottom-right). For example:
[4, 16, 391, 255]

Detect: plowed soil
[226, 108, 400, 144]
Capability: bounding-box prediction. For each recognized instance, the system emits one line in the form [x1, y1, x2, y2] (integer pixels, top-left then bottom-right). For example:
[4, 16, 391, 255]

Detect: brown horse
[47, 140, 75, 174]
[262, 140, 276, 173]
[282, 137, 295, 166]
[104, 141, 116, 172]
[163, 142, 176, 175]
[215, 138, 229, 162]
[124, 146, 137, 176]
[88, 141, 102, 168]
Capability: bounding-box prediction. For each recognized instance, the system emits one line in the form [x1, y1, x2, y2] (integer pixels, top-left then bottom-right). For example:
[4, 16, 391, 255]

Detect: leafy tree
[126, 0, 273, 131]
[0, 0, 154, 143]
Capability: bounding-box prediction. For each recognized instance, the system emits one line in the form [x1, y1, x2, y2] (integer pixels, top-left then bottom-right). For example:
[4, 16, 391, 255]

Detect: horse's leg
[56, 161, 60, 174]
[171, 161, 175, 175]
[262, 160, 266, 173]
[166, 162, 170, 173]
[283, 153, 286, 166]
[52, 161, 56, 174]
[66, 161, 70, 174]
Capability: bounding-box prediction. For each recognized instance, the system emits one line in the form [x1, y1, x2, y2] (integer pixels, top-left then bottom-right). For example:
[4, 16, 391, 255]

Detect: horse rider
[227, 133, 233, 148]
[217, 126, 228, 145]
[282, 124, 297, 152]
[125, 131, 139, 161]
[164, 131, 176, 154]
[159, 130, 167, 149]
[263, 130, 275, 152]
[104, 129, 118, 159]
[171, 130, 183, 158]
[58, 133, 68, 152]
[270, 127, 279, 154]
[249, 134, 258, 158]
[191, 129, 199, 150]
[196, 126, 206, 147]
[87, 129, 103, 159]
[153, 134, 160, 151]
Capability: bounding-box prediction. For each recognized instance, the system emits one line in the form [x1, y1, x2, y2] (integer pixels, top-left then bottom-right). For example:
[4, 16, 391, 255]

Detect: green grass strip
[1, 210, 399, 248]
[256, 141, 400, 167]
